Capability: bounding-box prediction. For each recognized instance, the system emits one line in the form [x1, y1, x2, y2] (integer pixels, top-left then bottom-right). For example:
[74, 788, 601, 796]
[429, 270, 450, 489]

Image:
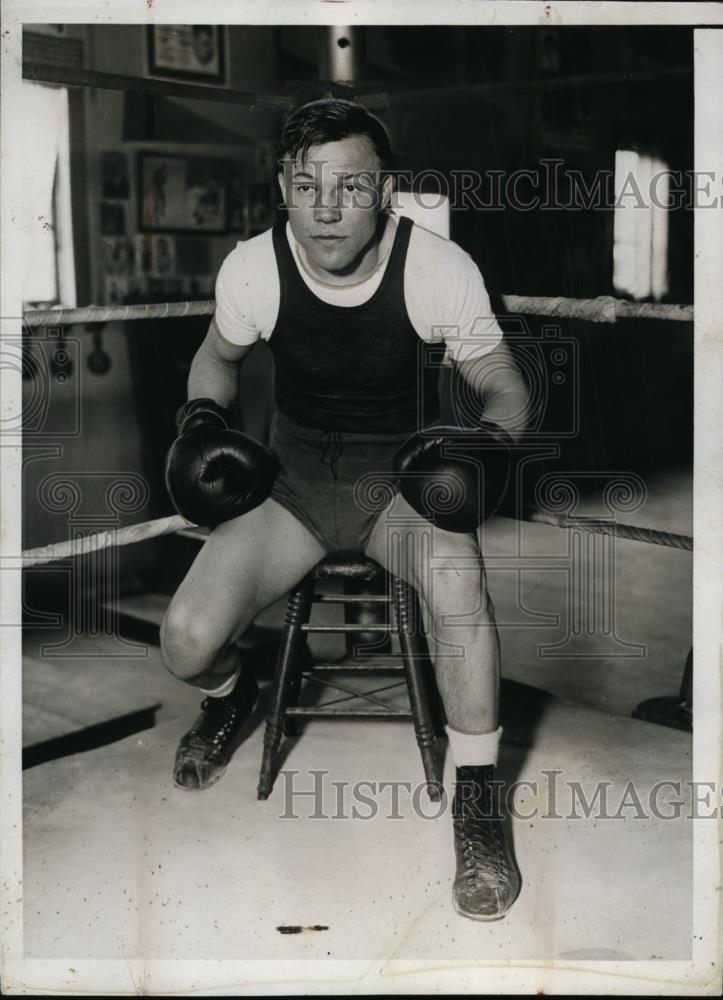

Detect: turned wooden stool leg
[258, 576, 315, 800]
[393, 576, 443, 801]
[284, 638, 313, 738]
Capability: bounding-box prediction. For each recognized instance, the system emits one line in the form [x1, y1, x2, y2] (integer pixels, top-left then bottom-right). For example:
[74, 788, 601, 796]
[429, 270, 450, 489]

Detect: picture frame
[147, 25, 226, 84]
[138, 152, 228, 234]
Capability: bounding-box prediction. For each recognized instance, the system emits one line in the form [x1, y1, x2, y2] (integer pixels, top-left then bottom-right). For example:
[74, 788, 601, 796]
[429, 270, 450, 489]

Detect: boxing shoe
[452, 765, 521, 920]
[173, 669, 260, 791]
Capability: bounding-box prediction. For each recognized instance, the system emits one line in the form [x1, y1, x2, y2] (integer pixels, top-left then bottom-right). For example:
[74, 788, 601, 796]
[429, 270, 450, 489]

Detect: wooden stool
[257, 552, 443, 801]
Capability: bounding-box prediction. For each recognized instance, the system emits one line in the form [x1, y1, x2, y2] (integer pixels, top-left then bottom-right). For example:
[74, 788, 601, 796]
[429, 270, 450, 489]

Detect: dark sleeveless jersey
[268, 216, 442, 433]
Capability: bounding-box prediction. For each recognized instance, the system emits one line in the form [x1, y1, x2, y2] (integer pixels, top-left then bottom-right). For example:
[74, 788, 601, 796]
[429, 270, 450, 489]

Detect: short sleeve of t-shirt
[213, 218, 503, 362]
[213, 229, 279, 346]
[404, 224, 503, 364]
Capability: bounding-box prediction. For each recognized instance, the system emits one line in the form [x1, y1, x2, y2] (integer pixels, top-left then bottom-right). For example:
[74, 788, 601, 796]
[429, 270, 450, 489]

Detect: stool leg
[393, 576, 443, 801]
[258, 577, 315, 800]
[284, 638, 313, 738]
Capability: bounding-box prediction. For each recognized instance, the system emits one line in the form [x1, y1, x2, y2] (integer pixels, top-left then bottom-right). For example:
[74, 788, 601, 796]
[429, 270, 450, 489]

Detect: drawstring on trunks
[319, 429, 344, 480]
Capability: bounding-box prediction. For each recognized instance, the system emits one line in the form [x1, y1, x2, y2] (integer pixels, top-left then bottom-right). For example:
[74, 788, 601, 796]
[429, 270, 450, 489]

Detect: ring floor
[21, 469, 694, 961]
[23, 705, 691, 961]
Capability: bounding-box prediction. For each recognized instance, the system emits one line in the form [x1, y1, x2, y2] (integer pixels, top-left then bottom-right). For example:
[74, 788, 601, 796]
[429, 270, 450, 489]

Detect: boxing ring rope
[19, 290, 694, 565]
[20, 509, 693, 568]
[522, 510, 692, 552]
[498, 296, 693, 324]
[23, 300, 217, 328]
[21, 515, 192, 568]
[22, 294, 693, 329]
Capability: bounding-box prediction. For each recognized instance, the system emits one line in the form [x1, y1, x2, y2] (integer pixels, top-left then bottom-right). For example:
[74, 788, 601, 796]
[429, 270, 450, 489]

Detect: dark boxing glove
[165, 397, 280, 527]
[393, 419, 514, 533]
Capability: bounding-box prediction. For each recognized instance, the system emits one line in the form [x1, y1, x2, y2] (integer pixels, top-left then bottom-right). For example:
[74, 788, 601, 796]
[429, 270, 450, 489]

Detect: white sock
[199, 664, 242, 698]
[446, 725, 502, 768]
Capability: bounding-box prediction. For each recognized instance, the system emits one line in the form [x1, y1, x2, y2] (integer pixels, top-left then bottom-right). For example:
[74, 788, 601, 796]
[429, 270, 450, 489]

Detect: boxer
[161, 98, 531, 920]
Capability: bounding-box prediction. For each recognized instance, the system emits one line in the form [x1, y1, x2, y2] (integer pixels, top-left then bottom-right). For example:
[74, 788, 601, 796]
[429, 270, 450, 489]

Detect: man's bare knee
[160, 602, 248, 681]
[160, 606, 211, 680]
[402, 539, 495, 622]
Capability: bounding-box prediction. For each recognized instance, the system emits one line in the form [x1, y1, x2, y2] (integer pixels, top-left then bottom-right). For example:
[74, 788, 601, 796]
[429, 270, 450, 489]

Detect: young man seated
[162, 99, 530, 921]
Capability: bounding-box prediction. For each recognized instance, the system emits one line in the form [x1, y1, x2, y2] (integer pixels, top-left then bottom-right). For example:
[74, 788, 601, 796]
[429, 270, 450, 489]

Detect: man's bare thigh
[169, 497, 327, 643]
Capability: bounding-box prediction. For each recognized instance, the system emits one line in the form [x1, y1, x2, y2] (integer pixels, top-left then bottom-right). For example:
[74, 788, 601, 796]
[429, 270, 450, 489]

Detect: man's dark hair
[276, 98, 393, 170]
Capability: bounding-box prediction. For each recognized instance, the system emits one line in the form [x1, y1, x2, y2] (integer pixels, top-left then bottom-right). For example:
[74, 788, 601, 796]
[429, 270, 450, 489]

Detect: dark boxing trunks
[269, 410, 409, 553]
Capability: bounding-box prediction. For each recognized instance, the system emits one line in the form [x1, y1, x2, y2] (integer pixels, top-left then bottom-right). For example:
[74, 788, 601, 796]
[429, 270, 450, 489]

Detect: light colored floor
[23, 704, 692, 961]
[489, 473, 693, 718]
[21, 468, 694, 962]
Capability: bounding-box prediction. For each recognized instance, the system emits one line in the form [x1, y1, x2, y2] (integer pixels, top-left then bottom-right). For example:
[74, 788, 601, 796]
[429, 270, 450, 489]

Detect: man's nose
[313, 196, 342, 223]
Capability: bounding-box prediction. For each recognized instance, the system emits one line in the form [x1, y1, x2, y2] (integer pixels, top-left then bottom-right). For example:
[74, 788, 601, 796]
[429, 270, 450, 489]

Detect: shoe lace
[189, 696, 240, 747]
[455, 778, 510, 885]
[457, 811, 509, 882]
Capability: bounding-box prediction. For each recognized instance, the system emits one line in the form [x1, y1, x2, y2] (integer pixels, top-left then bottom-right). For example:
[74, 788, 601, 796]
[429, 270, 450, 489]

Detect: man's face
[278, 134, 392, 277]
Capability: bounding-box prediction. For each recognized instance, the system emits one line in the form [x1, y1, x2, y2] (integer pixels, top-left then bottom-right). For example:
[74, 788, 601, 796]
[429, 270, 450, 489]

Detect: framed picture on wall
[147, 25, 226, 84]
[138, 153, 228, 234]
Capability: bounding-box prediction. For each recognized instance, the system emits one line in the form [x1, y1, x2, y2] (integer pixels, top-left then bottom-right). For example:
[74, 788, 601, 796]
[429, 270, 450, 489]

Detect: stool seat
[311, 552, 385, 582]
[257, 553, 443, 801]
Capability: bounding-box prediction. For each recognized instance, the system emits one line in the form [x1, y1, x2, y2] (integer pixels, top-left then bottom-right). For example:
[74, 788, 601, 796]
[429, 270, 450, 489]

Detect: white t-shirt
[214, 214, 503, 364]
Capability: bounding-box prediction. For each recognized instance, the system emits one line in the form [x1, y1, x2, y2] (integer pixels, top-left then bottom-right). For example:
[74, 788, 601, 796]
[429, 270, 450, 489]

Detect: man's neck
[294, 213, 397, 288]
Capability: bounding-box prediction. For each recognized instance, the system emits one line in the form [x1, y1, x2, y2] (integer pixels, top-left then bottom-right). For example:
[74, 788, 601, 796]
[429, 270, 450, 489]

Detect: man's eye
[344, 183, 356, 192]
[296, 184, 313, 193]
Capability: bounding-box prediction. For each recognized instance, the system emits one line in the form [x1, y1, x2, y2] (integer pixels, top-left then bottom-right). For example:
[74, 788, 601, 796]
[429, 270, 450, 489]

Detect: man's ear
[380, 172, 394, 211]
[277, 170, 287, 207]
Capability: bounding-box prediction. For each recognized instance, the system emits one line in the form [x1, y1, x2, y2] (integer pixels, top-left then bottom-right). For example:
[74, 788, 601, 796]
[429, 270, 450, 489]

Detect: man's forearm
[481, 385, 531, 444]
[187, 349, 240, 410]
[454, 347, 531, 445]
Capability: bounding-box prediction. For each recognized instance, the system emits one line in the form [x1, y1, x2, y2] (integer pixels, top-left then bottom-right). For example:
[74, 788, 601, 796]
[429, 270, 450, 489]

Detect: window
[21, 80, 76, 308]
[613, 149, 669, 301]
